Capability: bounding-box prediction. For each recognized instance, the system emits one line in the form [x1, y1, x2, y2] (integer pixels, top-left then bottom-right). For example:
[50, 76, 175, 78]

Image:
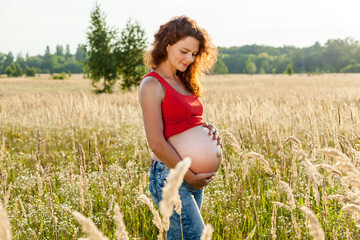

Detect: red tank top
[142, 71, 204, 139]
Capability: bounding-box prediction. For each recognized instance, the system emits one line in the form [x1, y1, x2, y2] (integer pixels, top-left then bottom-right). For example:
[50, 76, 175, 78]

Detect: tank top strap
[145, 71, 173, 92]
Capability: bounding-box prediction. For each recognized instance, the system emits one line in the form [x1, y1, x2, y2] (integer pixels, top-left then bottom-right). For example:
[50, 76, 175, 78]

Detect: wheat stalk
[342, 204, 360, 215]
[95, 147, 106, 198]
[219, 130, 242, 156]
[138, 194, 164, 240]
[271, 203, 277, 240]
[113, 203, 129, 240]
[200, 223, 214, 240]
[242, 152, 273, 176]
[159, 157, 191, 231]
[0, 202, 11, 240]
[280, 181, 296, 210]
[72, 211, 109, 240]
[245, 225, 257, 240]
[315, 164, 342, 176]
[300, 206, 325, 240]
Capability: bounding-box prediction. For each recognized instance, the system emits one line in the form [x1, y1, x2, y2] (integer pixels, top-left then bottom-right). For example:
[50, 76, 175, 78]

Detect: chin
[178, 66, 188, 72]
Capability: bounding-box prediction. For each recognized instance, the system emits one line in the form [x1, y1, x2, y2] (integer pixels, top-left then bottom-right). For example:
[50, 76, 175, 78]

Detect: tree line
[2, 36, 359, 78]
[218, 37, 360, 74]
[0, 45, 85, 77]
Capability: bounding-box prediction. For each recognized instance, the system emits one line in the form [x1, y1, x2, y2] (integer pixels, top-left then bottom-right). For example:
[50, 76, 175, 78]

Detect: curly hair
[147, 16, 218, 97]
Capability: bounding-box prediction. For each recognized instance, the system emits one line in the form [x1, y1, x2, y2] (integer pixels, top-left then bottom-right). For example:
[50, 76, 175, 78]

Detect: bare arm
[139, 76, 215, 189]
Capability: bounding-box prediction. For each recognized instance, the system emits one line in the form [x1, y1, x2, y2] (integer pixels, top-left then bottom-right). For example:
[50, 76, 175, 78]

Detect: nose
[186, 53, 195, 63]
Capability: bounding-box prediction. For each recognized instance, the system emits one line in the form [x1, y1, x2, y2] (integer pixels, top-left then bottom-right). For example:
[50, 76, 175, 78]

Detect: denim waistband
[151, 159, 169, 170]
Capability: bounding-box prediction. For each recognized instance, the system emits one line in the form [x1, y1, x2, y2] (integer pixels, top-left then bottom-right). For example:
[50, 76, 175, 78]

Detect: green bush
[5, 62, 23, 77]
[285, 63, 294, 76]
[340, 63, 360, 73]
[25, 66, 37, 77]
[53, 72, 67, 80]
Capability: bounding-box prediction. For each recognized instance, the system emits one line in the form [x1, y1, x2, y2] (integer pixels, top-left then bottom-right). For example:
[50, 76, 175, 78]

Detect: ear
[166, 44, 170, 52]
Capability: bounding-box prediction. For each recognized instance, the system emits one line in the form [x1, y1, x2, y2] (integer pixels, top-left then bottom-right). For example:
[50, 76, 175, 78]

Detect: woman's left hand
[202, 122, 222, 148]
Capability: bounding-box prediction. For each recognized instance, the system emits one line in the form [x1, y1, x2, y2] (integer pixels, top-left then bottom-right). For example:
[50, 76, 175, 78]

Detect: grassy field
[1, 73, 360, 239]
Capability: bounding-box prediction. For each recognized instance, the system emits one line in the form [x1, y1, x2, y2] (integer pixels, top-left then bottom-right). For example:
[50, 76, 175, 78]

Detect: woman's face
[166, 36, 200, 72]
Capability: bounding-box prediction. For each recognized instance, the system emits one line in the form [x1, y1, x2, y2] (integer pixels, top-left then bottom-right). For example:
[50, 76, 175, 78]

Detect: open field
[1, 73, 360, 239]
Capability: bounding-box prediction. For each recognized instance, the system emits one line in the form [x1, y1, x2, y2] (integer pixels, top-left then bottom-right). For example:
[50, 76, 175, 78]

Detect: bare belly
[153, 125, 222, 174]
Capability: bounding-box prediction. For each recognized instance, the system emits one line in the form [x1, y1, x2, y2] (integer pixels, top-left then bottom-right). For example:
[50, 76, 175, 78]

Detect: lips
[181, 63, 188, 67]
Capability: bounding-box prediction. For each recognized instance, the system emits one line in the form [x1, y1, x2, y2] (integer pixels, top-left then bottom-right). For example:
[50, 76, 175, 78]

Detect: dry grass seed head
[280, 181, 296, 211]
[200, 223, 214, 240]
[159, 157, 191, 230]
[283, 136, 302, 149]
[0, 202, 11, 240]
[299, 206, 325, 240]
[138, 194, 163, 234]
[316, 148, 350, 162]
[242, 151, 273, 175]
[113, 203, 129, 240]
[245, 225, 257, 240]
[342, 204, 360, 215]
[72, 211, 109, 240]
[315, 164, 343, 177]
[219, 130, 242, 156]
[273, 201, 291, 211]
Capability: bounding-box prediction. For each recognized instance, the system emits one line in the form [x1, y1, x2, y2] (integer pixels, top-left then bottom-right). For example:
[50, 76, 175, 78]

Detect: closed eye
[180, 50, 198, 56]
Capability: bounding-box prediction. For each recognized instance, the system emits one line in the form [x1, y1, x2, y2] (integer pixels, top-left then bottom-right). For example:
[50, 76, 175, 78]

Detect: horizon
[4, 37, 358, 58]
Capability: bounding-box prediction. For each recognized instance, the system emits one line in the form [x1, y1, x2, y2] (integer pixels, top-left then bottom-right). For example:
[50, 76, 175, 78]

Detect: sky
[1, 0, 359, 56]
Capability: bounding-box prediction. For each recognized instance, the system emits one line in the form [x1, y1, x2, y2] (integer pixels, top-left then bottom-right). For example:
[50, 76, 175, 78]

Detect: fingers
[217, 136, 223, 148]
[207, 176, 215, 182]
[193, 172, 217, 190]
[203, 121, 222, 147]
[198, 172, 216, 179]
[208, 125, 214, 135]
[216, 148, 222, 157]
[212, 131, 217, 140]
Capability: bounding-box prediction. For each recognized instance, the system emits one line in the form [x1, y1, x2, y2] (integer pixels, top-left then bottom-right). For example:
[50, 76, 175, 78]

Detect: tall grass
[1, 73, 360, 239]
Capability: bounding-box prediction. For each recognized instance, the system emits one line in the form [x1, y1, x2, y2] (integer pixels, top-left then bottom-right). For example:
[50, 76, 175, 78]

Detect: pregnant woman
[139, 16, 222, 239]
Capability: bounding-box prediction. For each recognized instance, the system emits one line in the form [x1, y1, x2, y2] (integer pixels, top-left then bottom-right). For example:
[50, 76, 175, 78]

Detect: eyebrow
[181, 47, 198, 53]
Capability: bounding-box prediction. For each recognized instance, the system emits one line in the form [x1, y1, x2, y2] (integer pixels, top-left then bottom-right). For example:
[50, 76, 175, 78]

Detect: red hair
[147, 16, 218, 97]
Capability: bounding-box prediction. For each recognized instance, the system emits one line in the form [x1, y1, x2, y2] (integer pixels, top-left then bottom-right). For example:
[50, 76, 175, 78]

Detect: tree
[5, 65, 13, 77]
[16, 53, 26, 70]
[5, 62, 23, 77]
[245, 57, 257, 74]
[117, 19, 147, 90]
[65, 44, 71, 59]
[56, 45, 64, 56]
[212, 57, 228, 74]
[75, 44, 86, 61]
[83, 3, 119, 93]
[285, 63, 294, 75]
[25, 66, 37, 76]
[2, 52, 14, 74]
[42, 46, 56, 73]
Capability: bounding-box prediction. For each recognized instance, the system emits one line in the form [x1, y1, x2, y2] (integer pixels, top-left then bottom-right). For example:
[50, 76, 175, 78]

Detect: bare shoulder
[139, 76, 165, 101]
[140, 76, 161, 89]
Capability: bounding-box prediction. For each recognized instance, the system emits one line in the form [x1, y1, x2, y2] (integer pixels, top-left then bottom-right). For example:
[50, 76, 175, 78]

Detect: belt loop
[151, 159, 157, 169]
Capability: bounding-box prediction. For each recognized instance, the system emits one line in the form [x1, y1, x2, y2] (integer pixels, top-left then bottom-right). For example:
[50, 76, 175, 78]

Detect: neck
[155, 61, 178, 80]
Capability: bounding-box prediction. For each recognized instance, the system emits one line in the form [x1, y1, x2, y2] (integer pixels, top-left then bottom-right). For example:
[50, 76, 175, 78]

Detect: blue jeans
[149, 159, 205, 240]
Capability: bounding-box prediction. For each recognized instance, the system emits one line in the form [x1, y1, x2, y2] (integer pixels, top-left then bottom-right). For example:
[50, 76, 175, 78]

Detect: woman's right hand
[187, 172, 216, 190]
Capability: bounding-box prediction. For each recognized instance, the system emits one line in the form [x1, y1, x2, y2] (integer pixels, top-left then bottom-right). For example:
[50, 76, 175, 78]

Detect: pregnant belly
[167, 125, 222, 174]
